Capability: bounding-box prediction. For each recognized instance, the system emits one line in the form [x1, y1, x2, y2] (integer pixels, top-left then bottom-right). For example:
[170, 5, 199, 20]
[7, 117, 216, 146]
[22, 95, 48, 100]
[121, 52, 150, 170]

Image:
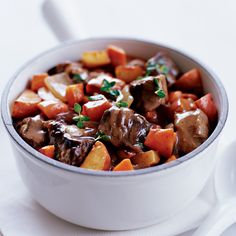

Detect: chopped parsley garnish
[100, 79, 120, 99]
[116, 101, 128, 108]
[155, 89, 166, 98]
[73, 103, 90, 128]
[153, 78, 166, 98]
[146, 61, 170, 76]
[73, 73, 86, 83]
[159, 65, 169, 74]
[95, 131, 111, 142]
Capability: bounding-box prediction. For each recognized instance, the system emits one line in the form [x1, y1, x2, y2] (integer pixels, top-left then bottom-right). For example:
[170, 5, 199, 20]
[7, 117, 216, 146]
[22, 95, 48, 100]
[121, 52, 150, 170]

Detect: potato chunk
[80, 141, 111, 170]
[82, 50, 111, 68]
[132, 150, 160, 169]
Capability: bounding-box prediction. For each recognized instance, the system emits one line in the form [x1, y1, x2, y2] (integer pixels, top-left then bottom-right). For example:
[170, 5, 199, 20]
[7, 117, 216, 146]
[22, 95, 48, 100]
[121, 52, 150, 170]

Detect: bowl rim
[1, 36, 229, 177]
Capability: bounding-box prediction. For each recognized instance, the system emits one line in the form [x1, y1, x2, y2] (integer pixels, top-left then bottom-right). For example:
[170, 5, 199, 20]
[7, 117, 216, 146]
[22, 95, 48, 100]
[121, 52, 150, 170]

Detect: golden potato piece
[80, 141, 111, 171]
[132, 150, 160, 169]
[82, 50, 111, 68]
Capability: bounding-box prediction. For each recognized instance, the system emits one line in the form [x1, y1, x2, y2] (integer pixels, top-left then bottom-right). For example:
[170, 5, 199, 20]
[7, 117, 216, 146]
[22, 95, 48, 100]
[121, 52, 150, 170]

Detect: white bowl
[1, 37, 228, 230]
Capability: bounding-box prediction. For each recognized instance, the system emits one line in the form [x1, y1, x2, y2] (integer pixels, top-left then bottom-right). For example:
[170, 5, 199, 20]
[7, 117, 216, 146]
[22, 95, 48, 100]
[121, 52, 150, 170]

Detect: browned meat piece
[56, 136, 95, 166]
[55, 110, 76, 124]
[45, 120, 95, 166]
[130, 75, 168, 112]
[174, 109, 209, 154]
[146, 52, 180, 86]
[98, 107, 151, 152]
[16, 115, 47, 148]
[47, 62, 72, 75]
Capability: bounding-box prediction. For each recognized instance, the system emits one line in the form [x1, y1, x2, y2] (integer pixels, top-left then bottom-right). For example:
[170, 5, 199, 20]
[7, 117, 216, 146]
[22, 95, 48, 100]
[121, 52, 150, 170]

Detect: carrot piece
[39, 145, 55, 158]
[144, 128, 176, 158]
[165, 155, 177, 163]
[115, 65, 143, 83]
[86, 74, 125, 94]
[82, 99, 112, 121]
[170, 98, 196, 114]
[107, 45, 127, 66]
[65, 84, 84, 107]
[195, 93, 218, 123]
[113, 159, 134, 171]
[12, 89, 41, 119]
[31, 73, 48, 91]
[37, 100, 68, 119]
[169, 91, 182, 103]
[182, 93, 198, 101]
[175, 68, 202, 94]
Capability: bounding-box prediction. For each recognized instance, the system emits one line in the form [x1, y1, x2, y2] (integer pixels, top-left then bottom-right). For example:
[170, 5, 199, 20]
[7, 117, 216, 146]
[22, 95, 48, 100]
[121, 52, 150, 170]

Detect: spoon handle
[42, 0, 88, 42]
[193, 199, 236, 236]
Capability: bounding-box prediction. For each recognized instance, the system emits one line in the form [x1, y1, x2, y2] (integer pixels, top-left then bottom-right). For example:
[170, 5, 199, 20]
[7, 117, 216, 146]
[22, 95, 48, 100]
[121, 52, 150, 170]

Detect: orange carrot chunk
[195, 93, 218, 123]
[144, 128, 176, 158]
[165, 155, 177, 163]
[37, 100, 68, 119]
[115, 65, 143, 83]
[39, 145, 55, 158]
[175, 68, 202, 94]
[82, 99, 112, 121]
[107, 45, 127, 66]
[31, 73, 48, 91]
[12, 89, 41, 119]
[113, 159, 134, 171]
[65, 84, 84, 107]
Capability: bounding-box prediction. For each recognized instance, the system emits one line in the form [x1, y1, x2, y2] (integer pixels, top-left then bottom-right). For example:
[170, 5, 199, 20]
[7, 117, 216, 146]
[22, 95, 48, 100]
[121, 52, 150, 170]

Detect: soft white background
[0, 0, 236, 235]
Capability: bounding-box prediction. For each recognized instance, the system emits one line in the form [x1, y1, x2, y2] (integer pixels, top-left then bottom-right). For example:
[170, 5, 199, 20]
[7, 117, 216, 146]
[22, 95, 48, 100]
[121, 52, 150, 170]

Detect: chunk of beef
[56, 136, 95, 166]
[16, 115, 47, 148]
[147, 52, 180, 86]
[174, 109, 209, 154]
[45, 121, 95, 166]
[47, 62, 72, 75]
[98, 107, 151, 152]
[130, 75, 168, 112]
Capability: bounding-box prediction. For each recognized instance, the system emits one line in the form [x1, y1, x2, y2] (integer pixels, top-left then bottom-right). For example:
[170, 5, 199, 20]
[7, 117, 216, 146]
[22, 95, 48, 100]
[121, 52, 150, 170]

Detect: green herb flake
[116, 101, 128, 108]
[159, 65, 169, 74]
[153, 78, 159, 88]
[100, 79, 120, 99]
[155, 89, 166, 98]
[74, 103, 82, 114]
[79, 115, 90, 122]
[110, 90, 120, 97]
[77, 120, 84, 129]
[95, 131, 111, 142]
[153, 78, 166, 98]
[72, 116, 80, 122]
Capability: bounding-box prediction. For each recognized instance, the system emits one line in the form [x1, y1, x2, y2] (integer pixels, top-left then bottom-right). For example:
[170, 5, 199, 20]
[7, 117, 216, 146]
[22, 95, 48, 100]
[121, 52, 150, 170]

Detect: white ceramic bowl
[1, 38, 228, 230]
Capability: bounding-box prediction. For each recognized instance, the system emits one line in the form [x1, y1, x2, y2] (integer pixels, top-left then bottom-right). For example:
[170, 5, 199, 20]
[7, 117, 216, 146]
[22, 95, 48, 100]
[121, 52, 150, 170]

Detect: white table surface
[0, 0, 236, 235]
